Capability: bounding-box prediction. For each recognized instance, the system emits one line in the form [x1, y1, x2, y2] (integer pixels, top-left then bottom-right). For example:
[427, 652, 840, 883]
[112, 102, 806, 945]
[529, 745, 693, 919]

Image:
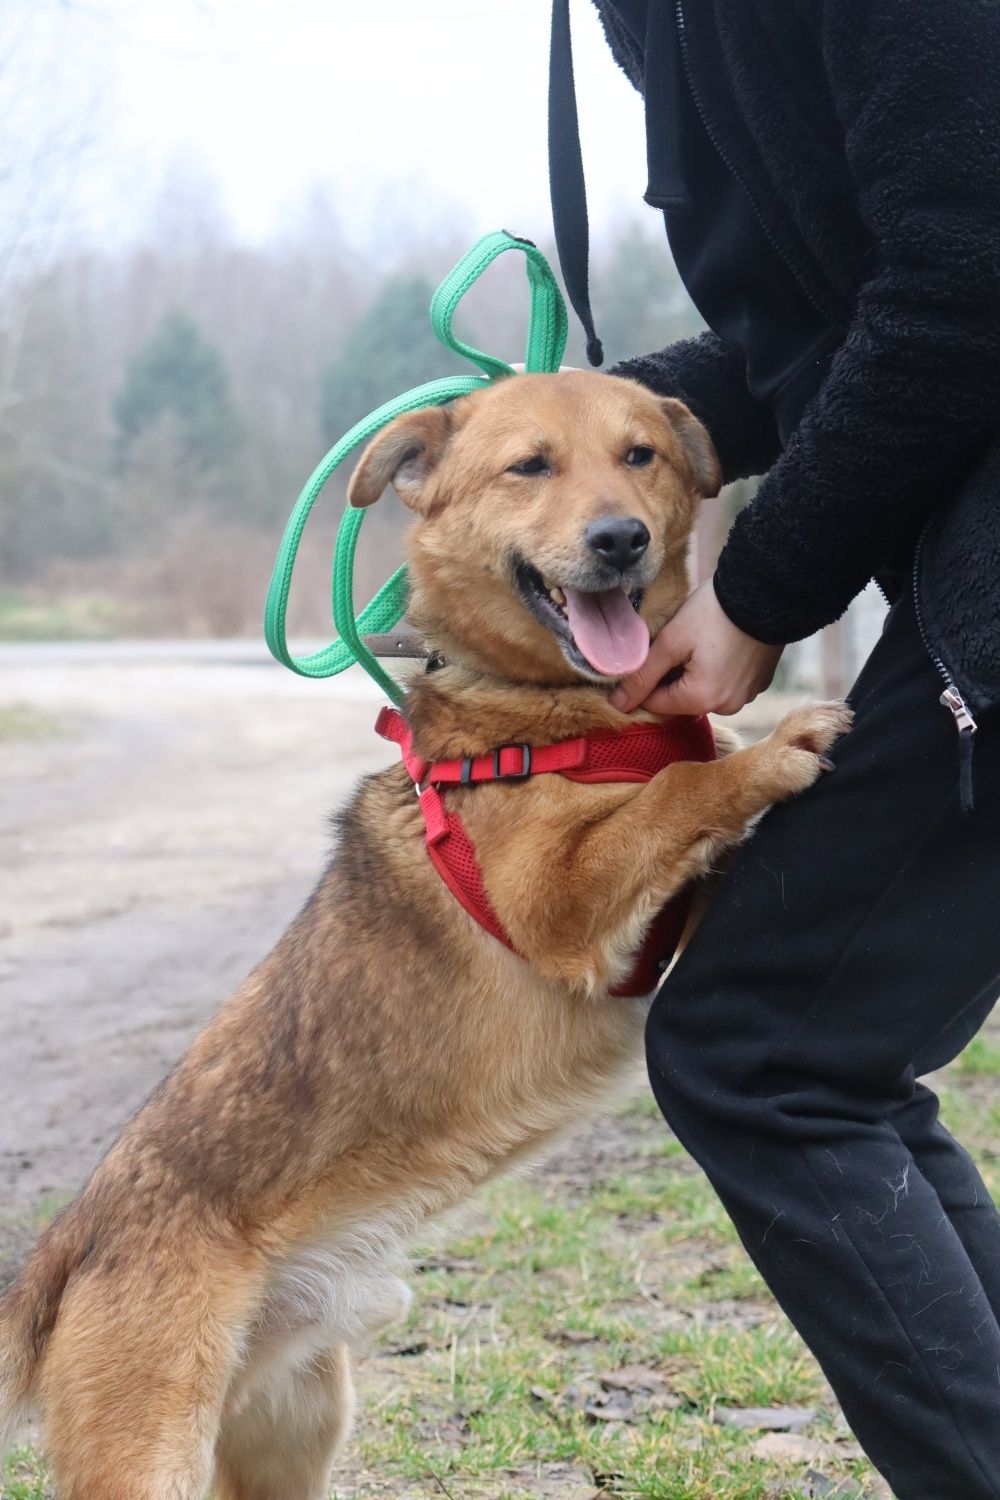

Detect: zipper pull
[940, 685, 978, 736]
[940, 686, 978, 814]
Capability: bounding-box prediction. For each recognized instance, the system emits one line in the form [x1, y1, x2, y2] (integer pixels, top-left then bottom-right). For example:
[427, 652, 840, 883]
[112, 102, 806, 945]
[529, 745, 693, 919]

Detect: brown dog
[0, 371, 848, 1499]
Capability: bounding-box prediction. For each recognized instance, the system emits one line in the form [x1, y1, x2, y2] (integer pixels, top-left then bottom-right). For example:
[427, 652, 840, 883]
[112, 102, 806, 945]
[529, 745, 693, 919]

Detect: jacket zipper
[674, 0, 840, 325]
[911, 522, 978, 812]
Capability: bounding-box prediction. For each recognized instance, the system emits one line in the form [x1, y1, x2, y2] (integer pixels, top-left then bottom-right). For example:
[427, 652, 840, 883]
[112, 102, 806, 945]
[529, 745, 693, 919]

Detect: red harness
[376, 706, 716, 997]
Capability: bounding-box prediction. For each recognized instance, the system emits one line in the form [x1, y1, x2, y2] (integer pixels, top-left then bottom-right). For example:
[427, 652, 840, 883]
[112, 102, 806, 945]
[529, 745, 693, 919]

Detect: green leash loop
[430, 230, 568, 379]
[264, 376, 485, 694]
[264, 230, 568, 705]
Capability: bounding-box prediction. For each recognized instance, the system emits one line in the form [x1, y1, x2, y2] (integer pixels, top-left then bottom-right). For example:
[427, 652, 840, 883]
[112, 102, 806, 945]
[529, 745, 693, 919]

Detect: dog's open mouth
[515, 561, 650, 678]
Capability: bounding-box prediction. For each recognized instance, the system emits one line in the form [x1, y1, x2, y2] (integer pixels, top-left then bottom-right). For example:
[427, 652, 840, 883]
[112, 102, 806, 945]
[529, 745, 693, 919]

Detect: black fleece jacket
[591, 0, 1000, 715]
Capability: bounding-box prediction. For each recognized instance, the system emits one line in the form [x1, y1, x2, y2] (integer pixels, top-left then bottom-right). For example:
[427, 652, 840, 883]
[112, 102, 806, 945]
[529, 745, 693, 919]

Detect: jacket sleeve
[713, 0, 1000, 644]
[612, 331, 781, 485]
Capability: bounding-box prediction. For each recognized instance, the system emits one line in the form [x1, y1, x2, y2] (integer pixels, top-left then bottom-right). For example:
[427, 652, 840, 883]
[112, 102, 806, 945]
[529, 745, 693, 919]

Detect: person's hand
[610, 580, 784, 716]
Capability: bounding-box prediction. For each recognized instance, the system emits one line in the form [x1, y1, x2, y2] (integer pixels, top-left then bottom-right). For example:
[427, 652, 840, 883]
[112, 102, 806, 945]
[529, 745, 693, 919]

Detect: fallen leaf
[583, 1392, 637, 1424]
[751, 1433, 830, 1463]
[647, 1390, 684, 1413]
[715, 1404, 818, 1432]
[692, 1297, 771, 1330]
[780, 1472, 873, 1499]
[547, 1328, 600, 1345]
[503, 1462, 604, 1500]
[598, 1364, 666, 1393]
[561, 1380, 602, 1409]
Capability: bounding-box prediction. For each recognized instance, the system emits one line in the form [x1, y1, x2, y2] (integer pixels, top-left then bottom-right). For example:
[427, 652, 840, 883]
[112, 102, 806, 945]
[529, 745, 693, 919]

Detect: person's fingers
[612, 661, 667, 711]
[610, 669, 654, 712]
[611, 628, 689, 711]
[637, 672, 711, 717]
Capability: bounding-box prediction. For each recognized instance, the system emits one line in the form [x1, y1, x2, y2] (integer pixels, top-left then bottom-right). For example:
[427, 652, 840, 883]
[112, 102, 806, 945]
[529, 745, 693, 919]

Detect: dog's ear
[347, 407, 454, 514]
[659, 398, 722, 498]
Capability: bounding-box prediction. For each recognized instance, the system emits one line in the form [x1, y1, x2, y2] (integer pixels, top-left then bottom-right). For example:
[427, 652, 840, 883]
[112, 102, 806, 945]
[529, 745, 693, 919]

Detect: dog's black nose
[584, 516, 650, 573]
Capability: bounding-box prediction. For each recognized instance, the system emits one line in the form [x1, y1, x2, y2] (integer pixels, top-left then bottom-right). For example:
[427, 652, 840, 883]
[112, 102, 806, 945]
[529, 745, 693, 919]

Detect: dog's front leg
[478, 701, 850, 992]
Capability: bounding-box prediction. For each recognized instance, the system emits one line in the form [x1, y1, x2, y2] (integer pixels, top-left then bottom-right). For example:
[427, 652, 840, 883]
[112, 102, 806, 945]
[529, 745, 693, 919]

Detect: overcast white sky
[7, 0, 651, 254]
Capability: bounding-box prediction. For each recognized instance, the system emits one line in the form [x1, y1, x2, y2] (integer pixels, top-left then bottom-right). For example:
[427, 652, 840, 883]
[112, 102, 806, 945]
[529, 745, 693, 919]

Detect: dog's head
[347, 371, 721, 686]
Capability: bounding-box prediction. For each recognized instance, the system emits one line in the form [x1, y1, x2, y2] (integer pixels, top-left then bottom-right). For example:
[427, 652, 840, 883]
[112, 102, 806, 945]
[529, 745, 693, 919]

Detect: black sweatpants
[648, 594, 1000, 1498]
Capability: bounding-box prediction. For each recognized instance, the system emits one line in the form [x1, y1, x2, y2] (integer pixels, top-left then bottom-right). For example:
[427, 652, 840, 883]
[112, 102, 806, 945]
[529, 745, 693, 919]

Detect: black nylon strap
[548, 0, 604, 366]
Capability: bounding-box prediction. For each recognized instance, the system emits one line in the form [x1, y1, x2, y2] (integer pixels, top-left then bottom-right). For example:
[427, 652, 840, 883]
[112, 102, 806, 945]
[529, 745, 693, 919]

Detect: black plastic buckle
[492, 743, 532, 780]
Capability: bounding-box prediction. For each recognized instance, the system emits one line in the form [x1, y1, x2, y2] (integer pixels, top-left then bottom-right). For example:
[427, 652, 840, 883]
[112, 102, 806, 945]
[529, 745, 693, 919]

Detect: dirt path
[0, 645, 395, 1214]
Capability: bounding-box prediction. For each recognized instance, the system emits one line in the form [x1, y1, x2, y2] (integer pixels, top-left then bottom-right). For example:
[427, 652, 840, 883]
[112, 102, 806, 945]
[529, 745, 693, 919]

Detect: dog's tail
[0, 1210, 83, 1453]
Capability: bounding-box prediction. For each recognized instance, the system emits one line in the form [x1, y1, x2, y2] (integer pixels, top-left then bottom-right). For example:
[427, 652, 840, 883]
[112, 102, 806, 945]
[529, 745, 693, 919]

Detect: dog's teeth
[549, 587, 565, 606]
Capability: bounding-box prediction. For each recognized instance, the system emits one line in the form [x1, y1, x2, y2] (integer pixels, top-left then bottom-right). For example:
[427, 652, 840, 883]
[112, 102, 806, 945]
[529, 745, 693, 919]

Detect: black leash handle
[549, 0, 604, 366]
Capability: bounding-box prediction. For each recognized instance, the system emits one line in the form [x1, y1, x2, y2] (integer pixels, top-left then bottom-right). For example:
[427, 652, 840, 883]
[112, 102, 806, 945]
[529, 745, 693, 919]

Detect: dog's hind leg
[212, 1342, 355, 1500]
[38, 1243, 258, 1500]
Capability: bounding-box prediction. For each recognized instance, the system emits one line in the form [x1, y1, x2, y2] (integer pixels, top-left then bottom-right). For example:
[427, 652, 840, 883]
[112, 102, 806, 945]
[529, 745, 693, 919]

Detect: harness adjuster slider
[493, 743, 532, 780]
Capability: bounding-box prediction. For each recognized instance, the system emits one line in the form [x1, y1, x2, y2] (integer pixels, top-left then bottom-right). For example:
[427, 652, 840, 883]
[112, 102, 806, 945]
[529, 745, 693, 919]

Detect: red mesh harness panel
[376, 706, 716, 997]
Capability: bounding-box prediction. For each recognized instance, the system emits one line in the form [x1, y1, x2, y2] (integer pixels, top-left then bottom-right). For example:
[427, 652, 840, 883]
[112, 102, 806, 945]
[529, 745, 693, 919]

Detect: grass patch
[952, 1033, 1000, 1077]
[0, 1450, 49, 1500]
[0, 589, 128, 643]
[0, 705, 66, 744]
[336, 1102, 885, 1500]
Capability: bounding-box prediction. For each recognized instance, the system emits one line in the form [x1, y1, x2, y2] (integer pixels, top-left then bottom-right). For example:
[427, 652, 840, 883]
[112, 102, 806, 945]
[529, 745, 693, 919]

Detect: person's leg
[889, 1076, 1000, 1328]
[648, 595, 1000, 1499]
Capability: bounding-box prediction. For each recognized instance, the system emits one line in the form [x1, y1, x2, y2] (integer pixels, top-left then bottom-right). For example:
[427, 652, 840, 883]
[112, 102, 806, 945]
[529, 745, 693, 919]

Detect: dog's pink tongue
[563, 586, 650, 677]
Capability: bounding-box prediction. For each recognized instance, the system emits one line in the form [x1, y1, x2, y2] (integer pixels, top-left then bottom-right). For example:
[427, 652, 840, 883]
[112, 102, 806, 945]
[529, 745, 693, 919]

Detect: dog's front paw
[771, 700, 853, 757]
[757, 700, 853, 800]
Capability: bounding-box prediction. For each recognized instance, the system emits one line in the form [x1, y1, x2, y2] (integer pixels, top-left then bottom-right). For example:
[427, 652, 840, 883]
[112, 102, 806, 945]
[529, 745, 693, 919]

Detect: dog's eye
[507, 455, 549, 477]
[625, 446, 655, 468]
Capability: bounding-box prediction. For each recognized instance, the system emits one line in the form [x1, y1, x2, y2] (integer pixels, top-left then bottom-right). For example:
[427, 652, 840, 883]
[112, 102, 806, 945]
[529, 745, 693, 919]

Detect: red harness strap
[376, 706, 716, 997]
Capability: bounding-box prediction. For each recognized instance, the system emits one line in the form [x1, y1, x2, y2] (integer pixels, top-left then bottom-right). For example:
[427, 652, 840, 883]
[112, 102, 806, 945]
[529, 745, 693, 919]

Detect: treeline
[0, 177, 701, 635]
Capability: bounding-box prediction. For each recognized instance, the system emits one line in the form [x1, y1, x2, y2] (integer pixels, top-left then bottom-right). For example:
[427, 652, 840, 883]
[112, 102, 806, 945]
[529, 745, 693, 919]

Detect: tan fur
[0, 372, 849, 1498]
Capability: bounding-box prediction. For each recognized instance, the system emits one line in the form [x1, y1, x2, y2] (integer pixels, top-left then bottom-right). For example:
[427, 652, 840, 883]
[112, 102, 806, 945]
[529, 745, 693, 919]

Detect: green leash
[263, 230, 568, 706]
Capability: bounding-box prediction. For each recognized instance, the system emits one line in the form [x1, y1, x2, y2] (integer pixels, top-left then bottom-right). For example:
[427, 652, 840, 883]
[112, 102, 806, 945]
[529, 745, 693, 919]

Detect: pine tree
[319, 276, 467, 443]
[113, 310, 238, 473]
